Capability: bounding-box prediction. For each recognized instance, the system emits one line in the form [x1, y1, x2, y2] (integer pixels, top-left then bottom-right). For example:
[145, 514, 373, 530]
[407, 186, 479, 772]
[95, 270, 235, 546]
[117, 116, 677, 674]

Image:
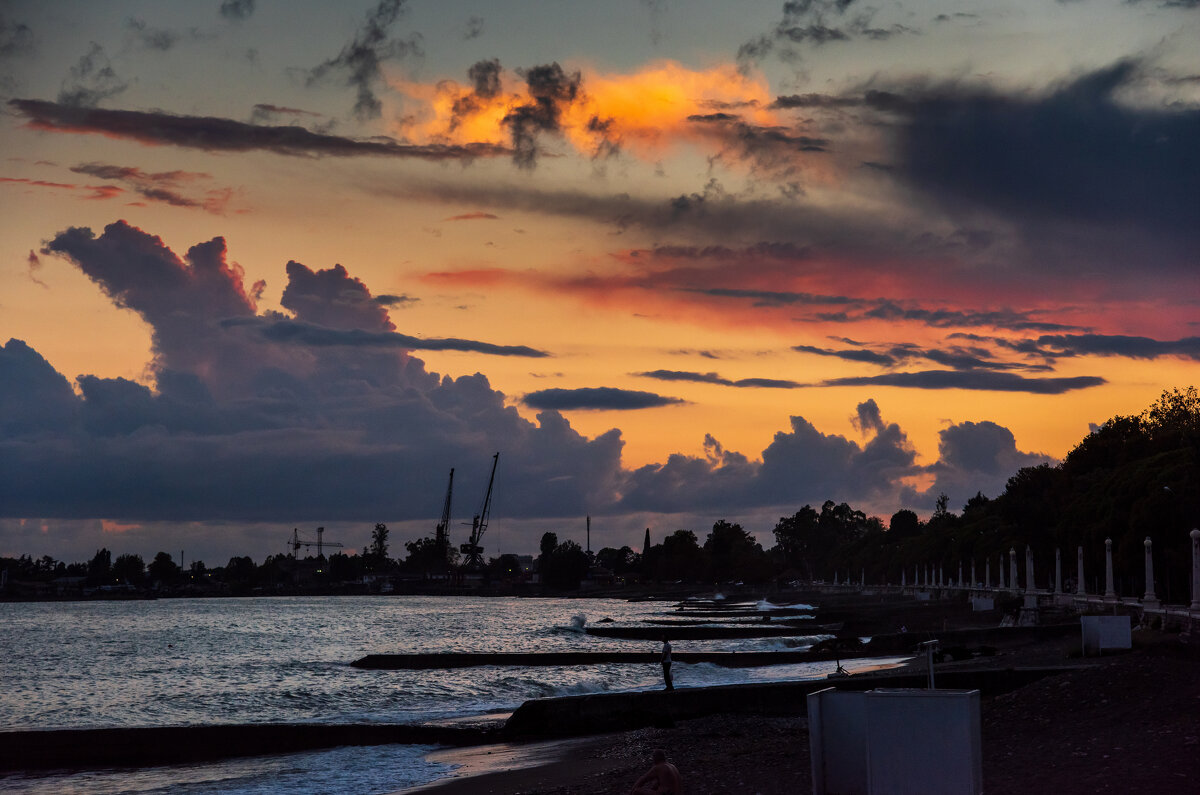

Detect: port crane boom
[434, 468, 454, 567]
[460, 453, 498, 570]
[289, 527, 343, 558]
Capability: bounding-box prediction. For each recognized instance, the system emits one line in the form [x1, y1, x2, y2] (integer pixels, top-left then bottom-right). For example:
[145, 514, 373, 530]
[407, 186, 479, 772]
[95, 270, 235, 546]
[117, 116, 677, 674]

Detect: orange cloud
[393, 60, 799, 164]
[101, 519, 140, 534]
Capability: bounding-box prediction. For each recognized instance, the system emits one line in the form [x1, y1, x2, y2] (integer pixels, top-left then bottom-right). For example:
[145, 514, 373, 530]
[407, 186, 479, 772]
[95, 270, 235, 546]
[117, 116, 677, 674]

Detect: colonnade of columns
[894, 528, 1200, 611]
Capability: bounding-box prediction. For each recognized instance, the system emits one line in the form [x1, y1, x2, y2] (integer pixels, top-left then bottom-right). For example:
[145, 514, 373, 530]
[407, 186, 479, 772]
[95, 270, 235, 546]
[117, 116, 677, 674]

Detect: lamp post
[1077, 546, 1085, 595]
[1190, 528, 1200, 612]
[1104, 538, 1116, 600]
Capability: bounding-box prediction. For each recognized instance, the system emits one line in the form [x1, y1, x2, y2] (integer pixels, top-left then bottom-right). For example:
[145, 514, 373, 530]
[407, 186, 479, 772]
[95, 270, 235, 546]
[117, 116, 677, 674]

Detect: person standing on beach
[661, 636, 674, 691]
[630, 748, 682, 795]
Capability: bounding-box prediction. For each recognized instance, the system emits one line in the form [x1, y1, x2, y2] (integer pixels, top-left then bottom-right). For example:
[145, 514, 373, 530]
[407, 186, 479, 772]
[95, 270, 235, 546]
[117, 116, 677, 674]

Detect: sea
[0, 594, 896, 794]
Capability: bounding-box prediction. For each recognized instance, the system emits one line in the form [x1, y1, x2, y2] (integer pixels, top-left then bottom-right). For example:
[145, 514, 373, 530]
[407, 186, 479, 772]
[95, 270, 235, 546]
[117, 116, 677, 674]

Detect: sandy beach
[405, 627, 1200, 794]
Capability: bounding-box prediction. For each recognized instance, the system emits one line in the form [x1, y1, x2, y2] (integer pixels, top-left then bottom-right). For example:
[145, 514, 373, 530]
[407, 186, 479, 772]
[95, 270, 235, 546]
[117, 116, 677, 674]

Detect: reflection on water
[0, 595, 891, 794]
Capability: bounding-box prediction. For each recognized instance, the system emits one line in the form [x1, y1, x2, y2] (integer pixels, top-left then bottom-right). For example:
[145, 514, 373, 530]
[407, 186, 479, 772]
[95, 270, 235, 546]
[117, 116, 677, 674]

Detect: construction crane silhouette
[289, 527, 343, 558]
[460, 453, 498, 570]
[434, 468, 454, 569]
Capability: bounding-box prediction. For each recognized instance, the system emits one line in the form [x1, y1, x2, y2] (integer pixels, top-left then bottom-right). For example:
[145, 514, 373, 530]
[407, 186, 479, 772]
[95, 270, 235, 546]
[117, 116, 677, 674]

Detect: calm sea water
[0, 595, 889, 794]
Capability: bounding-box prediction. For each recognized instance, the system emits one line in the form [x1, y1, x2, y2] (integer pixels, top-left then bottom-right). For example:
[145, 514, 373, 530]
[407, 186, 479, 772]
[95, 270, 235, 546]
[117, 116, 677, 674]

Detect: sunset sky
[2, 0, 1198, 566]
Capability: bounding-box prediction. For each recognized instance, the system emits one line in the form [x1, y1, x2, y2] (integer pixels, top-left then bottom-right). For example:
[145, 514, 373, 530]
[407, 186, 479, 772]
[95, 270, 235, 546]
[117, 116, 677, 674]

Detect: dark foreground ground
[412, 629, 1200, 794]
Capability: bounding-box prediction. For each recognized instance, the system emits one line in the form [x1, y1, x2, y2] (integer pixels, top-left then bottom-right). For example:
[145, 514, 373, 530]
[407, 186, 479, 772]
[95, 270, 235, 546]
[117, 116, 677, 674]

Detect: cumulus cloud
[915, 420, 1054, 510]
[4, 221, 1092, 556]
[8, 221, 621, 527]
[619, 399, 917, 513]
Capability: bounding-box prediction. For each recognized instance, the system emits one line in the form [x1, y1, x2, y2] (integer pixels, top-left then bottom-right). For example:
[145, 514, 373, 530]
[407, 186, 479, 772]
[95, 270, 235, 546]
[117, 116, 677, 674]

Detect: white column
[1104, 538, 1116, 599]
[1025, 545, 1035, 593]
[958, 561, 963, 588]
[1054, 548, 1061, 595]
[1010, 548, 1018, 591]
[1143, 537, 1158, 607]
[1077, 546, 1086, 595]
[998, 556, 1005, 589]
[1190, 528, 1200, 611]
[971, 560, 977, 589]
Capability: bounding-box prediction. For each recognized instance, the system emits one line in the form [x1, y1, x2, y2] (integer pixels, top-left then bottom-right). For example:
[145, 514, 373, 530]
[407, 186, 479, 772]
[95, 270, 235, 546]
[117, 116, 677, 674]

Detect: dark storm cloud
[523, 387, 684, 410]
[636, 370, 802, 389]
[1034, 333, 1200, 361]
[57, 43, 128, 107]
[10, 99, 509, 160]
[503, 62, 582, 168]
[9, 221, 624, 524]
[219, 0, 256, 21]
[232, 317, 550, 358]
[307, 0, 422, 121]
[792, 344, 895, 366]
[2, 220, 1056, 546]
[821, 370, 1104, 394]
[885, 61, 1200, 245]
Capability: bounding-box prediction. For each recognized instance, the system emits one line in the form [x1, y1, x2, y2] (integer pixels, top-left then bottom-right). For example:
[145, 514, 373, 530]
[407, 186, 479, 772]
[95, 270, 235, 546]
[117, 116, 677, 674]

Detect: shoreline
[401, 628, 1200, 794]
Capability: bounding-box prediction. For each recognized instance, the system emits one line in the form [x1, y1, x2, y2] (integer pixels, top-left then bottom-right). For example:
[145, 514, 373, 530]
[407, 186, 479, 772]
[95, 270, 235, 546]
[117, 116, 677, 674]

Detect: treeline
[4, 389, 1197, 602]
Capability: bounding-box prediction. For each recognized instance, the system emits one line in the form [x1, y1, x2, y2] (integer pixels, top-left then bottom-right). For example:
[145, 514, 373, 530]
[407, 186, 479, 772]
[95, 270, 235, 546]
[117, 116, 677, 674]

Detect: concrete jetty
[0, 723, 495, 771]
[503, 666, 1082, 739]
[353, 650, 867, 669]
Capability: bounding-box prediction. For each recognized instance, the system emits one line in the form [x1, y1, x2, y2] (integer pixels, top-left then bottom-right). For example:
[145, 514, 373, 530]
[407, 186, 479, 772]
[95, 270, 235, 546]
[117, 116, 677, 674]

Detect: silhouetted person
[631, 748, 682, 795]
[661, 635, 673, 691]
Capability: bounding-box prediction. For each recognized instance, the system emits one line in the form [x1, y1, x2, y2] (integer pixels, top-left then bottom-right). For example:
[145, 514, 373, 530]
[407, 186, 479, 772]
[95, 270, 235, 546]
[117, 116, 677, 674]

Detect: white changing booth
[808, 687, 982, 795]
[1080, 615, 1131, 655]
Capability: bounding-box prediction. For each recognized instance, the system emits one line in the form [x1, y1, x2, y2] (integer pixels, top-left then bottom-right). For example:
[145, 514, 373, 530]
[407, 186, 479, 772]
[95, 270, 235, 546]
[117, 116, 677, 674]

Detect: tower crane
[460, 453, 498, 570]
[434, 468, 454, 568]
[289, 527, 343, 558]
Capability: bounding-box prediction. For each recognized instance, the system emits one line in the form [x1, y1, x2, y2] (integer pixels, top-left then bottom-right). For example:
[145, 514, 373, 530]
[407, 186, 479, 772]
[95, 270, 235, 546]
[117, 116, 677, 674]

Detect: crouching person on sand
[630, 749, 682, 795]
